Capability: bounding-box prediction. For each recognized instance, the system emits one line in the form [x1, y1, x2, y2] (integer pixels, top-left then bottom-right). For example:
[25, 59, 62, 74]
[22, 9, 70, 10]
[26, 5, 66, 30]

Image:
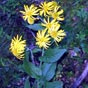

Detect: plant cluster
[10, 1, 66, 88]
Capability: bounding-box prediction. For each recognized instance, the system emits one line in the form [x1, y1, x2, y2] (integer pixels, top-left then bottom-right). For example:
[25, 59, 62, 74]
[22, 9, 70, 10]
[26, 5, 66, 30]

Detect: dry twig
[71, 63, 88, 88]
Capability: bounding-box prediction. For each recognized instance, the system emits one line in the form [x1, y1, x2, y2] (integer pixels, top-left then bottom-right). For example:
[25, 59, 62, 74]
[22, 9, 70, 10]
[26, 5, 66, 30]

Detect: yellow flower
[39, 1, 55, 16]
[50, 6, 64, 21]
[36, 29, 50, 49]
[20, 4, 39, 24]
[9, 35, 26, 60]
[41, 17, 58, 29]
[51, 1, 58, 7]
[48, 25, 66, 43]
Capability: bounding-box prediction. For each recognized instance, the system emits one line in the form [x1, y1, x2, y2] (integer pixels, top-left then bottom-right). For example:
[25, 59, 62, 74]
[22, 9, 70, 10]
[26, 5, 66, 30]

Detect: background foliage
[0, 0, 88, 88]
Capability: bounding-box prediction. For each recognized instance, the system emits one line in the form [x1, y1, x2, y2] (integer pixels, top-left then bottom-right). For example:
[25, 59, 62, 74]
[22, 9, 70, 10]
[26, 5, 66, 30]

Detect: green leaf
[24, 78, 31, 88]
[42, 63, 56, 81]
[27, 23, 45, 31]
[32, 48, 41, 53]
[39, 48, 66, 63]
[45, 81, 63, 88]
[0, 28, 3, 36]
[57, 64, 63, 72]
[23, 51, 42, 79]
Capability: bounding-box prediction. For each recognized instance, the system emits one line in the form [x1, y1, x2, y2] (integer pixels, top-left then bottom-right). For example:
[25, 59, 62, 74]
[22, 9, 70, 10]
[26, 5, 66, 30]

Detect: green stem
[42, 48, 44, 56]
[29, 49, 35, 64]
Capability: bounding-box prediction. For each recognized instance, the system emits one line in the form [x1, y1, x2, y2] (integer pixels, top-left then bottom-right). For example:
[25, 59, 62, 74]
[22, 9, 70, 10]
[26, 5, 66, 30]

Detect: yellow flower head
[50, 6, 64, 21]
[9, 35, 26, 60]
[51, 1, 58, 7]
[36, 29, 50, 49]
[20, 4, 39, 24]
[48, 25, 66, 43]
[39, 1, 55, 16]
[41, 17, 58, 29]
